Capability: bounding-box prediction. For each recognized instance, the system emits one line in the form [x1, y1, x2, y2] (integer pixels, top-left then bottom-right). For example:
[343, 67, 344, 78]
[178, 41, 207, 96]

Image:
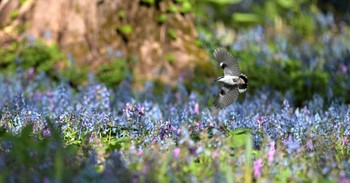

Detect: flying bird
[213, 48, 248, 109]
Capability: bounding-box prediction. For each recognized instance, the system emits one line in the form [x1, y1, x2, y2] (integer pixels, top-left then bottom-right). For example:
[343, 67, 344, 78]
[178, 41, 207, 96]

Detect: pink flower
[306, 139, 314, 151]
[341, 64, 348, 74]
[194, 103, 199, 115]
[209, 121, 215, 127]
[173, 147, 180, 158]
[253, 158, 263, 178]
[212, 149, 219, 158]
[254, 114, 264, 128]
[175, 93, 181, 101]
[137, 149, 143, 156]
[126, 103, 131, 110]
[152, 137, 158, 144]
[342, 137, 348, 146]
[27, 67, 35, 77]
[267, 141, 275, 165]
[138, 106, 145, 116]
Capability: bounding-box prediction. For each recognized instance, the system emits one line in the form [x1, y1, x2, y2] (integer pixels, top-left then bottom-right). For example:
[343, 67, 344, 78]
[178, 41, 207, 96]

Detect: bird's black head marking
[220, 89, 225, 95]
[220, 62, 227, 69]
[239, 74, 248, 90]
[239, 74, 248, 84]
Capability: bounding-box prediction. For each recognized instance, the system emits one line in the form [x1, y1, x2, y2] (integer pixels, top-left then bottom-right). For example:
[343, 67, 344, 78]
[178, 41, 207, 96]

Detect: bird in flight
[213, 48, 248, 109]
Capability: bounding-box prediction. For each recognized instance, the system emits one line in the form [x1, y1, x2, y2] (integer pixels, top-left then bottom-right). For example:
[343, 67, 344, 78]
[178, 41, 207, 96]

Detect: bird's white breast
[218, 75, 239, 85]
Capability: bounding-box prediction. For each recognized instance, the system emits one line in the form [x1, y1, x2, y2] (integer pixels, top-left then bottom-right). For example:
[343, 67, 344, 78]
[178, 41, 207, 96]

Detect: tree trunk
[0, 0, 208, 87]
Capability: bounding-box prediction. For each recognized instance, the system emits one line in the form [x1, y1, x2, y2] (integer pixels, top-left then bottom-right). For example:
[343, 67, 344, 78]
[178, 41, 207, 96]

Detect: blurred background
[0, 0, 349, 106]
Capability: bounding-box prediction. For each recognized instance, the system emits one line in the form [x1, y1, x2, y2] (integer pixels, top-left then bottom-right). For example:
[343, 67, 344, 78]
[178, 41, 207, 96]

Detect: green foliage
[157, 14, 168, 24]
[118, 10, 126, 19]
[199, 0, 241, 5]
[19, 0, 27, 6]
[96, 59, 127, 88]
[140, 0, 155, 5]
[167, 28, 177, 40]
[62, 124, 84, 145]
[166, 5, 178, 13]
[99, 126, 132, 152]
[0, 43, 17, 72]
[0, 123, 81, 182]
[192, 0, 321, 37]
[226, 129, 252, 148]
[60, 66, 88, 88]
[253, 0, 318, 37]
[160, 0, 192, 14]
[152, 79, 166, 96]
[0, 40, 63, 74]
[18, 42, 63, 72]
[236, 50, 329, 106]
[193, 59, 218, 81]
[186, 59, 218, 97]
[244, 130, 253, 183]
[0, 39, 90, 88]
[116, 24, 133, 36]
[178, 1, 192, 13]
[10, 10, 19, 20]
[166, 53, 175, 64]
[232, 13, 262, 24]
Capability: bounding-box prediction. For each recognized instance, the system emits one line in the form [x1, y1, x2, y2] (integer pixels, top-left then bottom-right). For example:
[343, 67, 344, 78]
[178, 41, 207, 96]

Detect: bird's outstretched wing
[213, 84, 239, 109]
[214, 48, 240, 76]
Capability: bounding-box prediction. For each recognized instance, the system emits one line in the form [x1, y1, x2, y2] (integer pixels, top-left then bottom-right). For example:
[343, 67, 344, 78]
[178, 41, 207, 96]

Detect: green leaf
[226, 129, 252, 148]
[10, 10, 19, 20]
[166, 5, 178, 13]
[180, 1, 192, 13]
[201, 0, 241, 5]
[277, 0, 295, 8]
[166, 54, 175, 64]
[157, 14, 168, 24]
[140, 0, 155, 5]
[244, 132, 253, 183]
[232, 13, 261, 23]
[167, 28, 177, 40]
[116, 25, 133, 36]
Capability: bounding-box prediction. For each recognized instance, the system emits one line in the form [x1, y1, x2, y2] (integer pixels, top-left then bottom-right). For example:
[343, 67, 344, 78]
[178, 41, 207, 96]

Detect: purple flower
[188, 146, 197, 155]
[42, 177, 50, 183]
[42, 125, 51, 137]
[89, 133, 94, 143]
[253, 158, 263, 178]
[338, 171, 350, 183]
[284, 135, 300, 152]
